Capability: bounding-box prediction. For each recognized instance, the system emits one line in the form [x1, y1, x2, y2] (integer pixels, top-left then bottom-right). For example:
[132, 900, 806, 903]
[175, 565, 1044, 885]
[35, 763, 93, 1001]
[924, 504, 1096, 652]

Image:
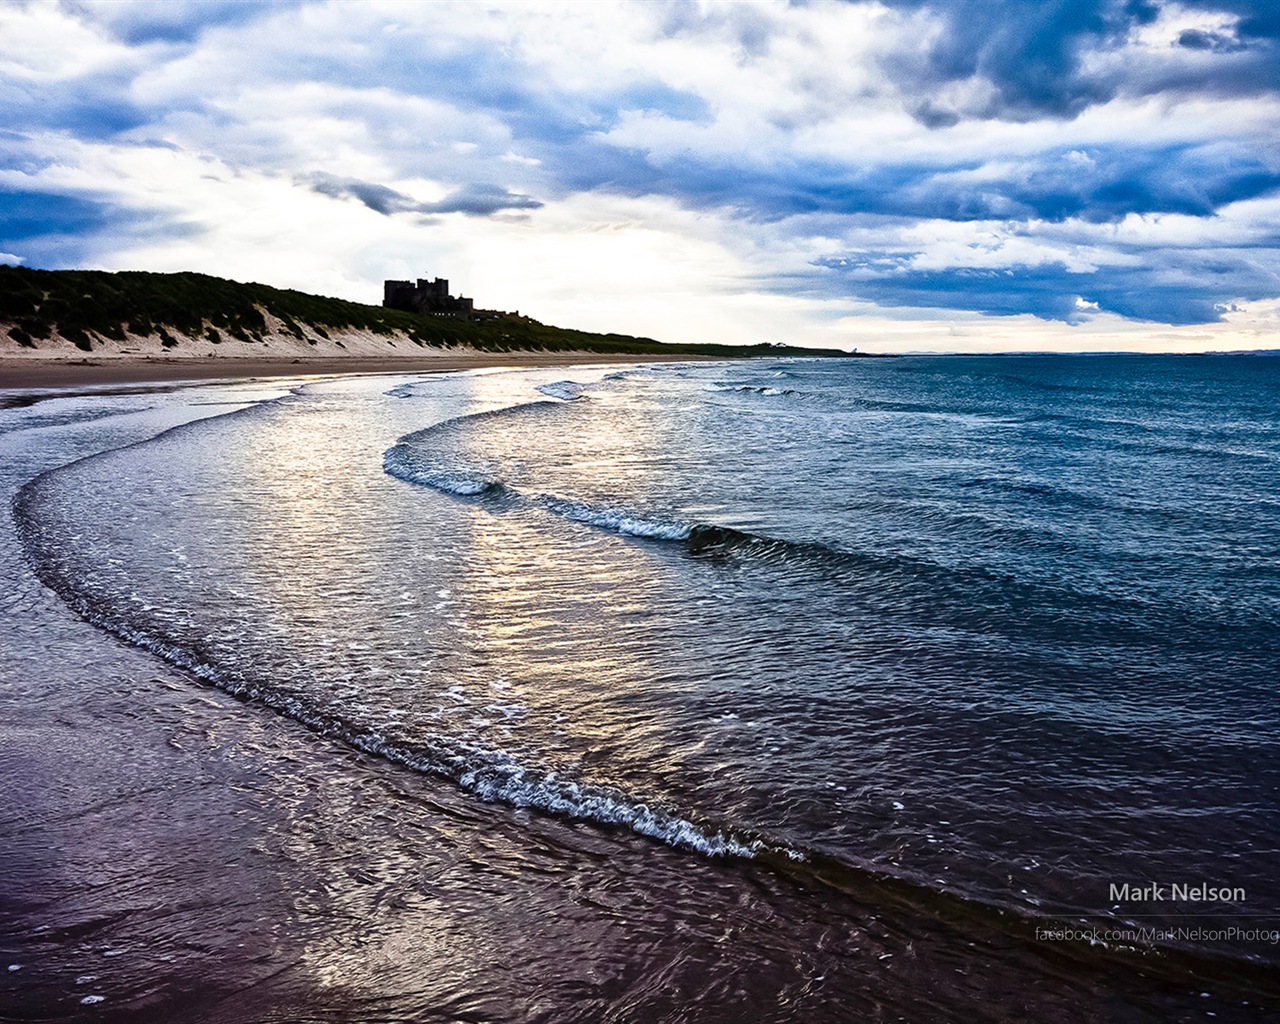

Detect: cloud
[79, 0, 308, 46]
[882, 0, 1280, 122]
[0, 183, 201, 269]
[885, 0, 1126, 121]
[302, 173, 542, 217]
[1177, 27, 1243, 51]
[814, 248, 1280, 325]
[0, 0, 1278, 346]
[427, 182, 543, 216]
[304, 174, 420, 216]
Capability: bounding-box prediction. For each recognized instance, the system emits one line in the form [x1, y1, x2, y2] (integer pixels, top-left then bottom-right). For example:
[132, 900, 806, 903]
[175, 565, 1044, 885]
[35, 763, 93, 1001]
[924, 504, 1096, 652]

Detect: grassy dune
[0, 266, 848, 359]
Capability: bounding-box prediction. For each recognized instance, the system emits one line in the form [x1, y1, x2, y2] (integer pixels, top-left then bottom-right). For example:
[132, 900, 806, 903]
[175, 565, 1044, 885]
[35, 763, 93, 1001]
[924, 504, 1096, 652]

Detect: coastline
[0, 349, 701, 391]
[1, 266, 838, 392]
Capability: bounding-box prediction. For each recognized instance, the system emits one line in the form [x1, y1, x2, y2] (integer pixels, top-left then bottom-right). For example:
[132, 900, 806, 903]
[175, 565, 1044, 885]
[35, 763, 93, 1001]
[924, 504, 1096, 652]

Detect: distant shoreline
[0, 349, 711, 391]
[1, 267, 851, 373]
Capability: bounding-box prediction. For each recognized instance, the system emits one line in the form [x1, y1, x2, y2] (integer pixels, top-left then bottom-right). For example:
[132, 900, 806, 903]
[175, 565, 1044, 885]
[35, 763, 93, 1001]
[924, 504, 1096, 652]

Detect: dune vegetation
[0, 266, 847, 359]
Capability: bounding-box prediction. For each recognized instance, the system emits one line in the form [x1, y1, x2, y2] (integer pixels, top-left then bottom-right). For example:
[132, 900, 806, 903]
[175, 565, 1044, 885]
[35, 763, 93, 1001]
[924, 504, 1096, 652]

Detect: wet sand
[0, 350, 694, 391]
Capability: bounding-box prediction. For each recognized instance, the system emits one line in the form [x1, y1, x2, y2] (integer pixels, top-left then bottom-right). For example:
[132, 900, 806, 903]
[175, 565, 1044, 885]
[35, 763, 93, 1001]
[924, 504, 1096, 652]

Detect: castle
[383, 277, 475, 317]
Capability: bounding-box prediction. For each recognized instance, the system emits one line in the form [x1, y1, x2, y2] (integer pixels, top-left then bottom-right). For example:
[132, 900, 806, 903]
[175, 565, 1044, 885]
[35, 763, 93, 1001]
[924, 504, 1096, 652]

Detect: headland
[0, 266, 852, 390]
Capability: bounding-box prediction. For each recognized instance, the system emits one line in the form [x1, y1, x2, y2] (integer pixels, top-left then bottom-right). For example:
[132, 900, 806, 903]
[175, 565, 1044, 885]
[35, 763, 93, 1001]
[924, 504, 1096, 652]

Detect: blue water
[380, 355, 1280, 908]
[8, 354, 1280, 1020]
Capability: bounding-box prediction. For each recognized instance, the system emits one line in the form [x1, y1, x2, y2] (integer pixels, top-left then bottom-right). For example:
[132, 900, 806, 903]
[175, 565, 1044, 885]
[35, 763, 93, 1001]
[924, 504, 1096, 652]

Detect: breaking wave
[381, 453, 506, 497]
[537, 496, 692, 540]
[708, 382, 801, 398]
[13, 470, 794, 865]
[535, 380, 588, 402]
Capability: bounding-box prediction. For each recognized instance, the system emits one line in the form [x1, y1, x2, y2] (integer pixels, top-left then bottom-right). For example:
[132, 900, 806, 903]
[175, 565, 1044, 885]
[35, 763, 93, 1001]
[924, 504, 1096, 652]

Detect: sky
[2, 0, 1279, 353]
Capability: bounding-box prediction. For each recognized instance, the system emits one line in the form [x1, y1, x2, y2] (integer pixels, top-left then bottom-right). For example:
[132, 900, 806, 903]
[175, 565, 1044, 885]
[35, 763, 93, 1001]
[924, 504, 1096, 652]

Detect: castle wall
[383, 276, 494, 320]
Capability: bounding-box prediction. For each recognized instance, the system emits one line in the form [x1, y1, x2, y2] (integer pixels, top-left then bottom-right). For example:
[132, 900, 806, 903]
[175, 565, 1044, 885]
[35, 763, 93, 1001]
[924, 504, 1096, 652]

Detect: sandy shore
[0, 350, 698, 391]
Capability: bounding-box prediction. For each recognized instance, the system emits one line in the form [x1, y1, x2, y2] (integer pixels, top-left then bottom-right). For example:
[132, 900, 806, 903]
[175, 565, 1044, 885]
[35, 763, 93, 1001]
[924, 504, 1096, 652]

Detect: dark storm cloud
[427, 182, 543, 216]
[305, 174, 419, 216]
[541, 140, 1280, 226]
[303, 173, 541, 217]
[881, 0, 1280, 123]
[814, 244, 1280, 324]
[884, 0, 1131, 121]
[1176, 28, 1243, 51]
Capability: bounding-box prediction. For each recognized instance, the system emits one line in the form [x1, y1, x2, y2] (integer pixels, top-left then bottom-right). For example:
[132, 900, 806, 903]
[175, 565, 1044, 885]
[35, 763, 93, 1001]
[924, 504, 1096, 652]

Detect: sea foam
[535, 380, 588, 402]
[538, 496, 693, 540]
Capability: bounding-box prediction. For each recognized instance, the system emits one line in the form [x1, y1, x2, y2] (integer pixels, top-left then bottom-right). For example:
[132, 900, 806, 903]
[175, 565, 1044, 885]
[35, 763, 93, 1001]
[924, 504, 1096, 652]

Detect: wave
[382, 460, 506, 497]
[382, 441, 506, 497]
[385, 444, 1178, 647]
[386, 452, 830, 564]
[537, 496, 692, 540]
[383, 399, 567, 498]
[382, 380, 1196, 647]
[0, 406, 148, 437]
[385, 414, 814, 556]
[535, 380, 588, 402]
[532, 494, 825, 561]
[394, 399, 561, 448]
[708, 382, 801, 398]
[12, 472, 788, 864]
[529, 489, 820, 559]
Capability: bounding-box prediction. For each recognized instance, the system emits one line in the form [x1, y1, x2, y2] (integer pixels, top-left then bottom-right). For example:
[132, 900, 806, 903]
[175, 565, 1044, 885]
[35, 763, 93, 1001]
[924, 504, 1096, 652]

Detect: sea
[1, 354, 1278, 1022]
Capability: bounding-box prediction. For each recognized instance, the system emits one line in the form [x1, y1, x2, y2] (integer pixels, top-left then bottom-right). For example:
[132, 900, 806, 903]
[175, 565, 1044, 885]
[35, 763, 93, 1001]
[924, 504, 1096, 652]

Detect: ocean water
[3, 355, 1279, 1021]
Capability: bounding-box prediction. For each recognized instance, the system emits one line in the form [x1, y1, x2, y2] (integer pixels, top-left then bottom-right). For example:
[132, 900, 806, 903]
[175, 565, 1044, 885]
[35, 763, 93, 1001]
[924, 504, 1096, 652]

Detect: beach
[0, 349, 693, 391]
[3, 356, 1278, 1022]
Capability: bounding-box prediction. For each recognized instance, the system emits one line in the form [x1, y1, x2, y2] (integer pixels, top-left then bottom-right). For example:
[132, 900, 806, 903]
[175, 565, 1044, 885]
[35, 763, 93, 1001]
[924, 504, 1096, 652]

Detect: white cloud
[0, 3, 141, 82]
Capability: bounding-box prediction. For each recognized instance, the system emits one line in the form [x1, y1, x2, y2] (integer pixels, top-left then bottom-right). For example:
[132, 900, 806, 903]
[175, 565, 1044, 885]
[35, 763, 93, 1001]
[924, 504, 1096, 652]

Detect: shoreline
[0, 349, 702, 391]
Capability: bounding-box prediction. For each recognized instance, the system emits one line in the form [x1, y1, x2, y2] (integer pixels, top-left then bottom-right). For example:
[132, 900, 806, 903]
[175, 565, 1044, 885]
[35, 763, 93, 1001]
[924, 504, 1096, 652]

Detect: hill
[0, 266, 849, 361]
